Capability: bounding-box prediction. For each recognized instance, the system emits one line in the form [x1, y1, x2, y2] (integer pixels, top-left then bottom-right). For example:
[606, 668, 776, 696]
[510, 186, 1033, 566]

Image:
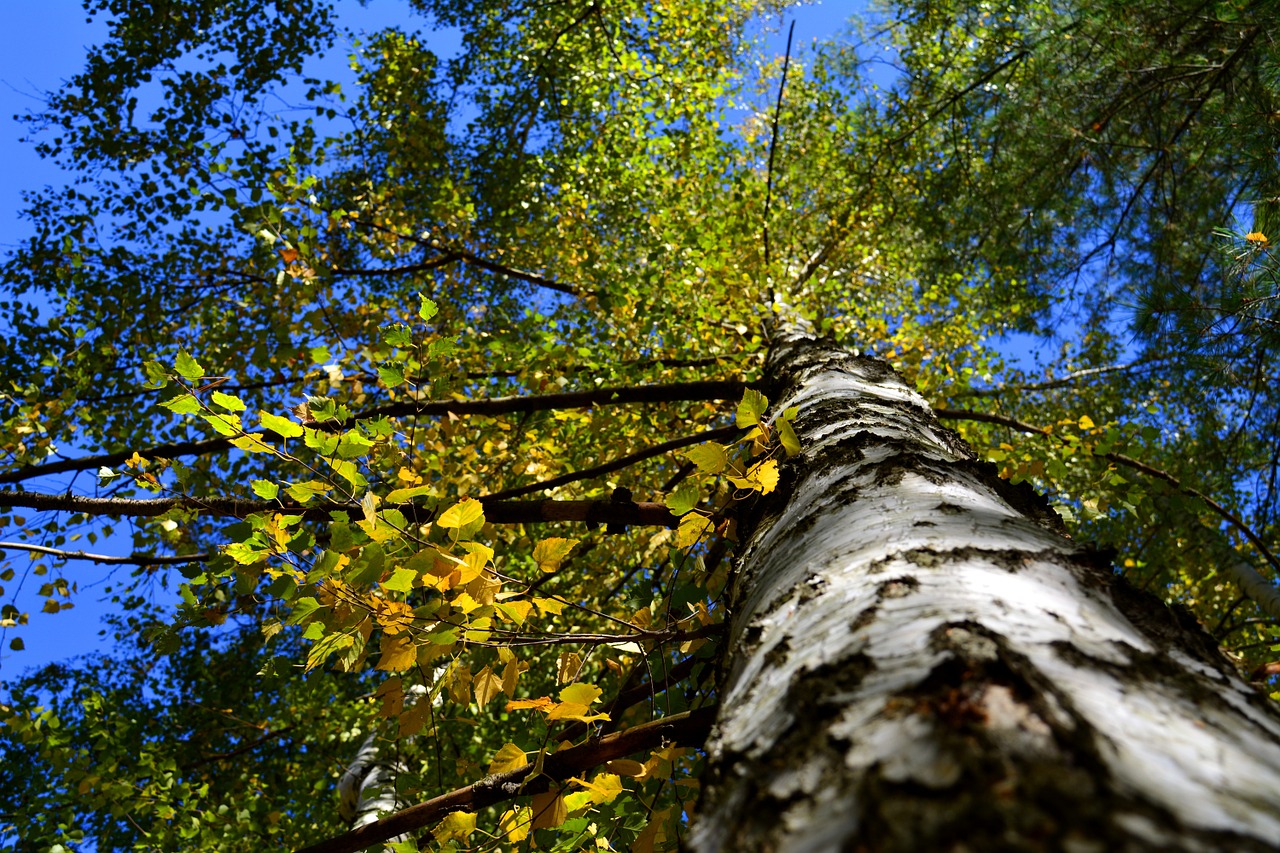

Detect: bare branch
[0, 541, 212, 566]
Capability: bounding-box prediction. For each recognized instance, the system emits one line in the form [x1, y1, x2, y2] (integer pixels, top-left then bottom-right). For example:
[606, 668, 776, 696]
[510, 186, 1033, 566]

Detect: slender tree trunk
[689, 333, 1280, 852]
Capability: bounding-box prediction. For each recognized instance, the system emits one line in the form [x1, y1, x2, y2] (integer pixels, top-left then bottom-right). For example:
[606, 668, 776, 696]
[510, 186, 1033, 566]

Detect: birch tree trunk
[689, 333, 1280, 852]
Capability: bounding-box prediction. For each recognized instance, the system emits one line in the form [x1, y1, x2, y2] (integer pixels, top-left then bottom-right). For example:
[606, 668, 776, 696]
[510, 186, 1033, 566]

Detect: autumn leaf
[488, 742, 528, 774]
[506, 696, 554, 713]
[533, 537, 579, 573]
[432, 811, 475, 844]
[676, 514, 712, 548]
[473, 665, 503, 706]
[530, 792, 567, 830]
[376, 633, 417, 672]
[438, 498, 484, 530]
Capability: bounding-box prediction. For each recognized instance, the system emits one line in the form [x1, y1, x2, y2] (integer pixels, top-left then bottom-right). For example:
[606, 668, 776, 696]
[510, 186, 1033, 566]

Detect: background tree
[1, 0, 1278, 850]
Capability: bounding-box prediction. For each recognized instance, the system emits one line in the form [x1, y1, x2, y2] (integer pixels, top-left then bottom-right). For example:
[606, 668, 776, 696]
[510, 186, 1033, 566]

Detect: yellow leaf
[502, 657, 527, 696]
[533, 537, 579, 573]
[728, 459, 779, 495]
[506, 696, 554, 713]
[530, 792, 567, 830]
[557, 651, 583, 684]
[438, 497, 485, 529]
[569, 773, 623, 805]
[230, 433, 273, 454]
[675, 514, 712, 548]
[753, 458, 780, 494]
[259, 410, 304, 439]
[473, 664, 503, 706]
[373, 599, 416, 635]
[559, 682, 602, 706]
[488, 742, 529, 775]
[499, 806, 532, 843]
[1078, 415, 1095, 430]
[605, 759, 646, 778]
[533, 596, 566, 616]
[384, 484, 434, 504]
[375, 633, 416, 672]
[375, 678, 404, 720]
[632, 808, 672, 853]
[431, 811, 476, 844]
[495, 599, 533, 625]
[446, 663, 471, 704]
[546, 703, 609, 723]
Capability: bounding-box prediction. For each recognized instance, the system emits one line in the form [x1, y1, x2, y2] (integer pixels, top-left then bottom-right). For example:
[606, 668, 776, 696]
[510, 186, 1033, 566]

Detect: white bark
[337, 685, 430, 834]
[689, 334, 1280, 852]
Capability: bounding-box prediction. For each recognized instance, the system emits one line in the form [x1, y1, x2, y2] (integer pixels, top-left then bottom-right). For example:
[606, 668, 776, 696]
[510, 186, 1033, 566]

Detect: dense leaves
[1, 0, 1278, 849]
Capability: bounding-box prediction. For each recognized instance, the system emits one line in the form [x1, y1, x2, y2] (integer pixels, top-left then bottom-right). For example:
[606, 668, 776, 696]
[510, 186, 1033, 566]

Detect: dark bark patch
[877, 576, 920, 600]
[851, 604, 879, 633]
[1104, 573, 1235, 676]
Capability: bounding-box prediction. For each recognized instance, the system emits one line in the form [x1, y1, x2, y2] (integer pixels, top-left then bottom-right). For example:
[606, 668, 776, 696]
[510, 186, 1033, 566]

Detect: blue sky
[0, 1, 863, 676]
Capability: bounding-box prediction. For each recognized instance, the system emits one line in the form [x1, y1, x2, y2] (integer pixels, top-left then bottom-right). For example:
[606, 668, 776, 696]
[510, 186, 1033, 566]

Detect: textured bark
[688, 334, 1280, 852]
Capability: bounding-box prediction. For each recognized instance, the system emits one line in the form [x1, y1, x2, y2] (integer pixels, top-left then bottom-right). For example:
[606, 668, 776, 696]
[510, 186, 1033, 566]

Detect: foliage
[1, 0, 1278, 849]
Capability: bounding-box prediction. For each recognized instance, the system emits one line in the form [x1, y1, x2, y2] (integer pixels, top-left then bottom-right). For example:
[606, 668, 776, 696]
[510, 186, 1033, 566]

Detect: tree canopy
[1, 0, 1278, 849]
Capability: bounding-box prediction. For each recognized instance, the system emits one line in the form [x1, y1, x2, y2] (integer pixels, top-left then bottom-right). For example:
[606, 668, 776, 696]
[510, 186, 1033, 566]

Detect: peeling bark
[689, 334, 1280, 852]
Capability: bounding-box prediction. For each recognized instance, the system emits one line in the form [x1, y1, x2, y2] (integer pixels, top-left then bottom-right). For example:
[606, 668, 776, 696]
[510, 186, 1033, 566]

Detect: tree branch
[0, 381, 744, 486]
[0, 490, 680, 528]
[0, 541, 212, 565]
[935, 407, 1280, 617]
[292, 707, 716, 853]
[482, 424, 741, 500]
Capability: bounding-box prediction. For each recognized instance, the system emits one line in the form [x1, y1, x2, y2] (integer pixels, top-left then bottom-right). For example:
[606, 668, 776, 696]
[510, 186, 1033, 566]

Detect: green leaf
[383, 325, 413, 347]
[378, 364, 406, 387]
[251, 480, 280, 500]
[419, 295, 439, 321]
[201, 413, 242, 436]
[736, 388, 768, 428]
[777, 417, 801, 456]
[259, 410, 304, 439]
[174, 350, 204, 383]
[664, 481, 702, 516]
[142, 360, 169, 389]
[385, 484, 435, 504]
[286, 480, 332, 503]
[160, 394, 202, 415]
[328, 458, 367, 490]
[381, 567, 418, 593]
[211, 391, 246, 412]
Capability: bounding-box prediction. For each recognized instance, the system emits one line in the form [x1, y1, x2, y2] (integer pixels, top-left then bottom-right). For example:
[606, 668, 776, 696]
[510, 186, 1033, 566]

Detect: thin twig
[762, 20, 796, 280]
